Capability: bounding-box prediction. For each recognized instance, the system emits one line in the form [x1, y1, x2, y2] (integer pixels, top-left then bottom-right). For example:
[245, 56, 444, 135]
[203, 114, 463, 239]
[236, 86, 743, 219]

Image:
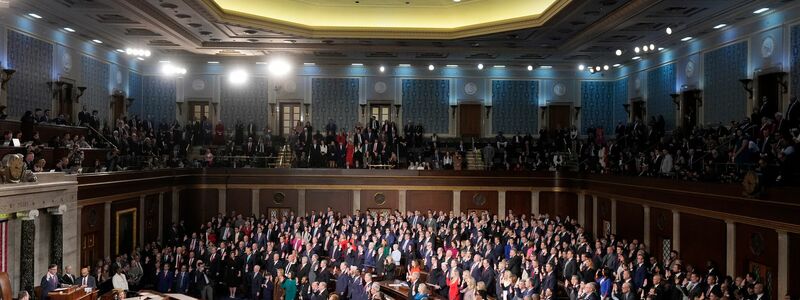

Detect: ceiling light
[613, 64, 621, 67]
[303, 62, 316, 66]
[642, 45, 649, 52]
[615, 49, 622, 56]
[632, 56, 641, 60]
[713, 24, 727, 29]
[539, 65, 552, 69]
[446, 64, 458, 68]
[527, 65, 533, 71]
[255, 61, 268, 65]
[268, 58, 292, 76]
[658, 47, 665, 51]
[228, 69, 249, 85]
[477, 63, 484, 70]
[379, 66, 385, 72]
[207, 61, 219, 64]
[91, 39, 103, 44]
[666, 27, 672, 35]
[603, 65, 609, 71]
[63, 27, 75, 33]
[161, 64, 187, 76]
[453, 0, 461, 2]
[649, 44, 655, 50]
[28, 13, 42, 19]
[351, 63, 363, 66]
[578, 64, 585, 71]
[115, 49, 125, 53]
[595, 66, 600, 71]
[136, 57, 145, 61]
[493, 65, 506, 68]
[753, 8, 770, 14]
[681, 37, 692, 42]
[634, 47, 640, 54]
[398, 64, 411, 67]
[159, 60, 170, 64]
[428, 64, 435, 71]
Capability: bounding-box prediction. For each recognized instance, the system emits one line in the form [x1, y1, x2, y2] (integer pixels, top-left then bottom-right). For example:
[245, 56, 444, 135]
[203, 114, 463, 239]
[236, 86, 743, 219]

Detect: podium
[48, 286, 98, 300]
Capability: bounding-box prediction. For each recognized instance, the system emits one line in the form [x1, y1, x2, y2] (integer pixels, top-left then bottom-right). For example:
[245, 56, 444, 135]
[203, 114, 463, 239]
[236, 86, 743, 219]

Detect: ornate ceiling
[5, 0, 792, 68]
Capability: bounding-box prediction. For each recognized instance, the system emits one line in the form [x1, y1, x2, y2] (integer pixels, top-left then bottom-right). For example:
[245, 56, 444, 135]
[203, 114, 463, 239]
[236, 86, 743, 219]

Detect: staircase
[466, 149, 485, 170]
[274, 145, 294, 168]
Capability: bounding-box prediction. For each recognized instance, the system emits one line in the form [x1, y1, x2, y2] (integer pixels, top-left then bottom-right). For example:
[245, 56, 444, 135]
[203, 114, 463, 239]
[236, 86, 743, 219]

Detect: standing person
[40, 264, 60, 300]
[225, 250, 242, 298]
[193, 261, 214, 300]
[281, 271, 298, 300]
[248, 265, 264, 300]
[446, 268, 461, 300]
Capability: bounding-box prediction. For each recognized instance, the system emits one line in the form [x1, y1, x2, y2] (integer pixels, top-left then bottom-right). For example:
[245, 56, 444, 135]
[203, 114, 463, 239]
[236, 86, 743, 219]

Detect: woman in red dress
[213, 121, 225, 145]
[446, 268, 461, 300]
[345, 142, 355, 169]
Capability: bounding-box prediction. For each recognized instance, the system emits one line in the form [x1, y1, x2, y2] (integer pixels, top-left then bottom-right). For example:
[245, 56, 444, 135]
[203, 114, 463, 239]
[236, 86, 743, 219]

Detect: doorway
[756, 73, 781, 120]
[188, 101, 210, 123]
[548, 104, 571, 133]
[631, 99, 646, 122]
[681, 90, 700, 130]
[280, 103, 302, 137]
[459, 104, 482, 138]
[370, 104, 391, 123]
[112, 94, 125, 123]
[58, 83, 74, 121]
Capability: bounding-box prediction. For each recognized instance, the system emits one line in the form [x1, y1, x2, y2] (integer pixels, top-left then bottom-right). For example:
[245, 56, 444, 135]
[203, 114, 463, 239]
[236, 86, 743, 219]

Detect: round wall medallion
[634, 78, 641, 91]
[62, 53, 73, 73]
[553, 83, 566, 96]
[374, 81, 387, 94]
[472, 193, 487, 206]
[273, 192, 285, 204]
[685, 60, 695, 78]
[284, 79, 297, 93]
[750, 232, 765, 256]
[761, 36, 775, 58]
[374, 192, 386, 205]
[191, 79, 206, 91]
[464, 82, 478, 95]
[116, 70, 123, 85]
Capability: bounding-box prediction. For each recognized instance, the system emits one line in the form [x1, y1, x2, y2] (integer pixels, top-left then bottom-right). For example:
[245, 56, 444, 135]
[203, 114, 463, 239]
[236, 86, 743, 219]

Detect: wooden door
[632, 100, 646, 122]
[58, 83, 73, 121]
[681, 91, 699, 130]
[81, 232, 98, 268]
[280, 103, 302, 136]
[188, 101, 210, 123]
[370, 104, 391, 123]
[757, 73, 780, 119]
[459, 104, 482, 138]
[548, 104, 571, 132]
[112, 94, 125, 123]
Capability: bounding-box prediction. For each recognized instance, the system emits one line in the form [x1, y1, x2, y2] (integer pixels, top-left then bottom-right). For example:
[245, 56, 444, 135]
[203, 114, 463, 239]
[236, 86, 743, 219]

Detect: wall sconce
[573, 106, 582, 118]
[76, 86, 87, 102]
[669, 93, 680, 110]
[539, 105, 547, 119]
[394, 104, 401, 118]
[484, 105, 492, 118]
[450, 104, 458, 117]
[693, 90, 703, 107]
[0, 69, 16, 91]
[739, 79, 753, 99]
[775, 72, 788, 94]
[360, 103, 367, 115]
[303, 103, 310, 118]
[622, 103, 631, 116]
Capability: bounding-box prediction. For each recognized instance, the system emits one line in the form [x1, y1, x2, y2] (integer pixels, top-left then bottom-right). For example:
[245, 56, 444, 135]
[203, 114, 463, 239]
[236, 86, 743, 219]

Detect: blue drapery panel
[220, 80, 268, 127]
[646, 63, 676, 129]
[6, 31, 53, 118]
[793, 26, 800, 98]
[704, 42, 748, 125]
[614, 78, 629, 126]
[402, 79, 449, 133]
[491, 80, 538, 134]
[128, 72, 143, 118]
[311, 78, 359, 132]
[142, 76, 176, 124]
[580, 81, 615, 133]
[80, 56, 110, 124]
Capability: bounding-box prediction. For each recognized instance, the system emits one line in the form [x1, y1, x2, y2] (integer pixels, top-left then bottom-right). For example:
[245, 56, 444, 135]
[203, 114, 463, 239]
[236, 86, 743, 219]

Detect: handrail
[87, 125, 118, 150]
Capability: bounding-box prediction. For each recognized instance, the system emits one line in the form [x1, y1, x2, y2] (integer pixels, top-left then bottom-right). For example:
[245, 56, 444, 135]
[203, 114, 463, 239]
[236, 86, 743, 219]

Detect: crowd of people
[65, 209, 775, 300]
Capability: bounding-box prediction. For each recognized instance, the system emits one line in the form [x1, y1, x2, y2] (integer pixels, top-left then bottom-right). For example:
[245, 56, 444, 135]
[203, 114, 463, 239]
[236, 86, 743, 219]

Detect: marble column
[725, 220, 736, 274]
[672, 210, 680, 252]
[158, 193, 164, 243]
[577, 191, 586, 226]
[18, 210, 39, 295]
[47, 205, 66, 273]
[298, 190, 306, 214]
[171, 187, 180, 223]
[453, 191, 461, 214]
[643, 205, 651, 248]
[352, 190, 361, 214]
[252, 189, 260, 216]
[610, 199, 617, 233]
[531, 191, 540, 215]
[104, 202, 111, 258]
[398, 190, 407, 213]
[777, 230, 788, 299]
[498, 191, 506, 219]
[218, 188, 227, 214]
[592, 195, 598, 238]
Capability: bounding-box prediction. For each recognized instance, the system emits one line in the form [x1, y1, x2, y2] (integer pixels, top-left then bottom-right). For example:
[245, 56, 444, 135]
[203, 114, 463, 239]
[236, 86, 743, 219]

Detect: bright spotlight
[615, 49, 622, 56]
[379, 66, 385, 73]
[477, 63, 484, 70]
[634, 47, 640, 54]
[649, 44, 655, 51]
[578, 64, 585, 71]
[527, 65, 533, 71]
[603, 65, 609, 71]
[666, 27, 673, 35]
[229, 69, 249, 85]
[267, 59, 292, 77]
[428, 64, 435, 71]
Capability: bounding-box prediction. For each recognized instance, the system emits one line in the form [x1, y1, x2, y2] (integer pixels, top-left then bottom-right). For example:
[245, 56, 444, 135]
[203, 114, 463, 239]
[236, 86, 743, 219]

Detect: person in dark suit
[633, 255, 648, 291]
[541, 263, 557, 294]
[563, 250, 578, 280]
[76, 267, 97, 289]
[247, 265, 265, 300]
[40, 264, 60, 300]
[174, 265, 191, 294]
[507, 249, 523, 278]
[614, 282, 639, 300]
[193, 261, 214, 300]
[61, 266, 77, 286]
[335, 263, 350, 296]
[156, 263, 175, 293]
[407, 271, 421, 299]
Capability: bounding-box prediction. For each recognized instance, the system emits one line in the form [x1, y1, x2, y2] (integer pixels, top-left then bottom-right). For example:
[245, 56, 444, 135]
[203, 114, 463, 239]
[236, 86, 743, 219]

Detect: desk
[48, 286, 98, 300]
[368, 164, 394, 169]
[377, 280, 445, 300]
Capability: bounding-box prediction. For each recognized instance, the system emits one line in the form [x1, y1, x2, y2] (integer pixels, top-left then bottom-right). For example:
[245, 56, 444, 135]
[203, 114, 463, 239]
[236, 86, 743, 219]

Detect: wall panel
[80, 203, 105, 267]
[226, 189, 252, 216]
[143, 194, 159, 244]
[596, 197, 612, 236]
[80, 56, 110, 121]
[406, 190, 452, 213]
[491, 80, 538, 134]
[179, 189, 218, 232]
[259, 189, 299, 216]
[789, 233, 800, 298]
[311, 78, 359, 133]
[402, 79, 450, 133]
[110, 198, 139, 256]
[162, 192, 172, 240]
[360, 190, 399, 212]
[735, 223, 778, 300]
[703, 42, 748, 124]
[615, 201, 643, 241]
[460, 190, 498, 215]
[584, 194, 593, 236]
[646, 63, 676, 129]
[305, 190, 352, 214]
[128, 72, 144, 118]
[581, 81, 615, 133]
[220, 79, 268, 128]
[142, 76, 176, 123]
[505, 191, 531, 216]
[6, 30, 53, 118]
[539, 192, 577, 219]
[649, 207, 673, 263]
[680, 213, 726, 275]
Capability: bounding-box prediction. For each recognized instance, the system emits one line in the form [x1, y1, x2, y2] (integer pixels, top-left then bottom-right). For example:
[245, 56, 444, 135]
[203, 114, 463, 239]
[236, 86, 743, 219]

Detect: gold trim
[78, 187, 172, 207]
[115, 208, 137, 255]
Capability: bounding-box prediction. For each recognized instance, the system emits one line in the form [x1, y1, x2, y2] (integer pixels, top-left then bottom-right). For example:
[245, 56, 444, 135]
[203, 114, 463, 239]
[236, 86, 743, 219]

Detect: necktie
[83, 277, 87, 286]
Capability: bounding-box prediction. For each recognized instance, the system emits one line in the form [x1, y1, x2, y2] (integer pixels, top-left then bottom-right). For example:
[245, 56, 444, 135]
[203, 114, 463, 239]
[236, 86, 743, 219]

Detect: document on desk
[388, 283, 408, 287]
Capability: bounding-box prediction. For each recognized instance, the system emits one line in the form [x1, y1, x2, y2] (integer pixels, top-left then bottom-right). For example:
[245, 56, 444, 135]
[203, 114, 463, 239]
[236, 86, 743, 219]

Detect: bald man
[76, 267, 97, 288]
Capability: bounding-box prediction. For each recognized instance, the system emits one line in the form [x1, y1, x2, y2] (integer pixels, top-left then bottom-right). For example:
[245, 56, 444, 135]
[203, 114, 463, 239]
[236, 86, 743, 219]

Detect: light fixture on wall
[539, 106, 547, 119]
[775, 72, 788, 94]
[76, 86, 87, 102]
[360, 103, 367, 115]
[394, 104, 401, 119]
[573, 106, 581, 119]
[450, 104, 458, 117]
[0, 69, 16, 91]
[693, 90, 704, 107]
[125, 48, 151, 58]
[126, 98, 135, 109]
[739, 78, 754, 99]
[484, 105, 492, 119]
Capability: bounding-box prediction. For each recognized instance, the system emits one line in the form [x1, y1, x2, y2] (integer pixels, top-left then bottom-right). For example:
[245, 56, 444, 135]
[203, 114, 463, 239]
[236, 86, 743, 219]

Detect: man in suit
[542, 263, 557, 295]
[247, 265, 264, 300]
[61, 266, 76, 286]
[704, 274, 722, 299]
[407, 271, 421, 300]
[614, 282, 638, 300]
[563, 250, 578, 280]
[193, 261, 214, 300]
[76, 267, 97, 289]
[40, 264, 60, 300]
[335, 263, 350, 296]
[633, 255, 648, 291]
[174, 265, 191, 294]
[156, 263, 175, 293]
[786, 96, 799, 126]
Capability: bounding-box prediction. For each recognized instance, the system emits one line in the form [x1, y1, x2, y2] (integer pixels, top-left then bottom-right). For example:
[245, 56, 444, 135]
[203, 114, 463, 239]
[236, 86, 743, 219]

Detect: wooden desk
[48, 286, 98, 300]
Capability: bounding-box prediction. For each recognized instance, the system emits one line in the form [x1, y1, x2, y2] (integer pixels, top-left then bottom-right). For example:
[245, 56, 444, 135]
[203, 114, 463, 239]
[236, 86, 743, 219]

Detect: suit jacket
[541, 272, 557, 294]
[61, 273, 76, 286]
[174, 272, 190, 294]
[76, 276, 97, 288]
[156, 270, 175, 293]
[41, 274, 60, 299]
[563, 259, 578, 280]
[615, 291, 639, 300]
[407, 280, 421, 299]
[247, 272, 264, 297]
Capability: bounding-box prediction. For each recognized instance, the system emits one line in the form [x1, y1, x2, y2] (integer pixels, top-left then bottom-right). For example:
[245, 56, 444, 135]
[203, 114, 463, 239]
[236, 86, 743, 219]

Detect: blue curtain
[128, 72, 143, 118]
[311, 78, 359, 132]
[142, 76, 176, 124]
[704, 42, 748, 125]
[491, 80, 538, 134]
[6, 31, 53, 118]
[614, 78, 629, 126]
[581, 81, 615, 133]
[221, 80, 268, 128]
[402, 79, 449, 133]
[80, 56, 110, 124]
[647, 63, 676, 129]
